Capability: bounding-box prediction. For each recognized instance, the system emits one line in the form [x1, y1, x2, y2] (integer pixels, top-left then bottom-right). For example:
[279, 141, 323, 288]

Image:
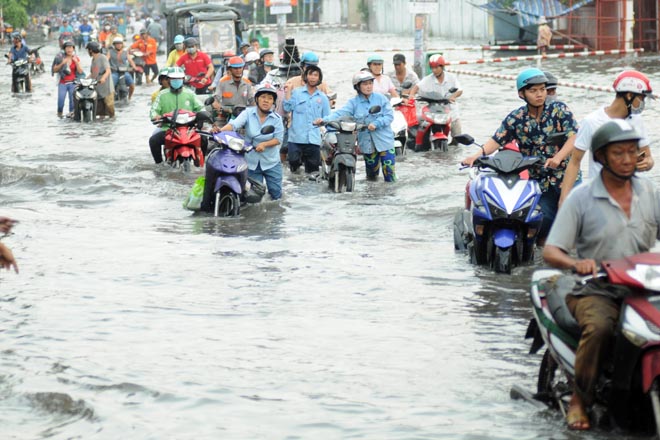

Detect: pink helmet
[613, 70, 653, 96]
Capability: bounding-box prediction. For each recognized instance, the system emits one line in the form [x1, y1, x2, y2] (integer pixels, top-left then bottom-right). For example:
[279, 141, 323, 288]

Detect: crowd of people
[4, 23, 660, 435]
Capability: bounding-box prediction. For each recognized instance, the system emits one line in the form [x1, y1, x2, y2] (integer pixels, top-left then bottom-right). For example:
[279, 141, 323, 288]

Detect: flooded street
[1, 28, 660, 439]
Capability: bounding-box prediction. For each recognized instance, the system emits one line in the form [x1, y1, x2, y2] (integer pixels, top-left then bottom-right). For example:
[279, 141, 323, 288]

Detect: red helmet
[429, 54, 446, 68]
[227, 56, 245, 68]
[613, 70, 652, 96]
[222, 49, 236, 58]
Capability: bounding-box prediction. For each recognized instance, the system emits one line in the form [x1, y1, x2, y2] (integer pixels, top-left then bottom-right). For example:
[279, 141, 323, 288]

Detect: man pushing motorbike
[542, 120, 660, 430]
[462, 68, 579, 245]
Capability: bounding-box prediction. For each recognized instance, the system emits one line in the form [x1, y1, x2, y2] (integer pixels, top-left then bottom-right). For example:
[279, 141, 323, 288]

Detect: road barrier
[301, 45, 587, 54]
[251, 22, 360, 31]
[444, 48, 643, 66]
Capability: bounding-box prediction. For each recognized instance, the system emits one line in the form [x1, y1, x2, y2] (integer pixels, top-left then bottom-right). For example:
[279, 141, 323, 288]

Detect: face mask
[175, 44, 183, 51]
[264, 62, 274, 67]
[631, 98, 645, 115]
[545, 94, 558, 104]
[186, 47, 196, 54]
[170, 79, 183, 90]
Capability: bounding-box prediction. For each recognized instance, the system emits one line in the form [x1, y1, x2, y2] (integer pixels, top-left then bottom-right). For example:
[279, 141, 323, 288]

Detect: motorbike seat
[542, 273, 581, 339]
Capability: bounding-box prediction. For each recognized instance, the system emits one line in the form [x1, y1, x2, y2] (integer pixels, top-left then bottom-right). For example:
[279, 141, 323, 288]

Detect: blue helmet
[516, 68, 548, 91]
[367, 54, 384, 64]
[300, 51, 319, 66]
[173, 34, 184, 44]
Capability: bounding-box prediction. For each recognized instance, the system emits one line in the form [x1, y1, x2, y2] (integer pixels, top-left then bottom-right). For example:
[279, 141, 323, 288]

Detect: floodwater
[1, 28, 660, 439]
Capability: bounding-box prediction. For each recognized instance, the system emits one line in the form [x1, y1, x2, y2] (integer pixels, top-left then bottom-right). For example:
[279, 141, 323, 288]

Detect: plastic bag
[183, 176, 205, 211]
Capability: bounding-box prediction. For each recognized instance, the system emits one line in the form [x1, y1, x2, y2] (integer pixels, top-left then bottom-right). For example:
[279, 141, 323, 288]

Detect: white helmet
[245, 51, 259, 64]
[112, 36, 124, 44]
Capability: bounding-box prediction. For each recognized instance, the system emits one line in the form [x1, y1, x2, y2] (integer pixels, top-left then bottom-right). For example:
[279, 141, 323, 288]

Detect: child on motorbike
[314, 71, 396, 182]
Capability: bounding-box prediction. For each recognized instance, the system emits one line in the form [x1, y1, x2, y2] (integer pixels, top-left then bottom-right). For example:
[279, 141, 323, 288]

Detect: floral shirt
[492, 101, 579, 192]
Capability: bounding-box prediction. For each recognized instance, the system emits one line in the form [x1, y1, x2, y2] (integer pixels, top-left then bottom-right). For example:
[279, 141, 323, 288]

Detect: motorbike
[203, 96, 245, 127]
[73, 78, 98, 123]
[10, 58, 31, 94]
[130, 50, 145, 86]
[114, 66, 130, 106]
[452, 133, 543, 273]
[58, 32, 74, 48]
[198, 127, 273, 217]
[390, 96, 409, 157]
[411, 87, 458, 152]
[153, 110, 211, 172]
[28, 46, 45, 75]
[319, 105, 380, 193]
[517, 252, 660, 437]
[41, 24, 49, 40]
[79, 31, 91, 49]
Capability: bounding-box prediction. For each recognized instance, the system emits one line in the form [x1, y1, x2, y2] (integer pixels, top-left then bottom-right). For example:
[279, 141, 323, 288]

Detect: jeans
[538, 186, 561, 240]
[363, 149, 397, 182]
[57, 81, 76, 113]
[287, 142, 320, 173]
[111, 71, 134, 87]
[249, 163, 282, 200]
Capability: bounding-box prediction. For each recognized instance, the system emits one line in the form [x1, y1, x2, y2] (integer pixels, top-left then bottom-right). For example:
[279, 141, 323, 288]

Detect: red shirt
[59, 56, 79, 84]
[176, 52, 212, 88]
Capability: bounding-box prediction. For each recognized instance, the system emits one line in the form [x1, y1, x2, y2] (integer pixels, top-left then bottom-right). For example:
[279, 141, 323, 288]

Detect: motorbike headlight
[484, 193, 507, 219]
[90, 91, 97, 99]
[622, 305, 660, 346]
[75, 91, 82, 99]
[432, 114, 449, 124]
[511, 198, 534, 220]
[227, 137, 245, 152]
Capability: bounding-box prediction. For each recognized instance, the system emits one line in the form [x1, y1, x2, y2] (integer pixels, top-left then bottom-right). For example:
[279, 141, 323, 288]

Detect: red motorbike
[410, 87, 458, 152]
[518, 252, 660, 436]
[154, 110, 210, 172]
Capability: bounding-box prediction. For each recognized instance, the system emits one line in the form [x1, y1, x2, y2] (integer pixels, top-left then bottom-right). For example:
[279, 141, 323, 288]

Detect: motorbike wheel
[432, 139, 448, 152]
[335, 165, 347, 193]
[214, 189, 240, 217]
[345, 168, 355, 192]
[536, 349, 560, 408]
[82, 108, 94, 123]
[453, 211, 468, 251]
[493, 246, 513, 274]
[181, 158, 191, 173]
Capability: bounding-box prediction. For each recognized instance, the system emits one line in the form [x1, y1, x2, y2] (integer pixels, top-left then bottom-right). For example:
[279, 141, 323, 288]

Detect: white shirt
[416, 71, 462, 118]
[372, 74, 396, 96]
[574, 106, 650, 178]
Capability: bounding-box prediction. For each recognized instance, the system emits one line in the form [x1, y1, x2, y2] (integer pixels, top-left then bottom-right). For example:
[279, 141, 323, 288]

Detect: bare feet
[566, 393, 590, 430]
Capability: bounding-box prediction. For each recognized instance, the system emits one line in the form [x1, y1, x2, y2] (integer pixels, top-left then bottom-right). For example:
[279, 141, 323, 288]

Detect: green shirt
[150, 88, 203, 121]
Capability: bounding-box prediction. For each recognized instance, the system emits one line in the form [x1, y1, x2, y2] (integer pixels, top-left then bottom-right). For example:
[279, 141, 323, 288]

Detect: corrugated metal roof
[478, 0, 594, 27]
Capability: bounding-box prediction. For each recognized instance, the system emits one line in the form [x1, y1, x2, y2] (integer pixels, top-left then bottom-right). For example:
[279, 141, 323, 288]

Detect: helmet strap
[623, 93, 635, 118]
[601, 160, 635, 181]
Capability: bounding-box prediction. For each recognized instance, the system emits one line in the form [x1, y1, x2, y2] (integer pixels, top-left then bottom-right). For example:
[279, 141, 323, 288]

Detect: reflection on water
[0, 30, 659, 439]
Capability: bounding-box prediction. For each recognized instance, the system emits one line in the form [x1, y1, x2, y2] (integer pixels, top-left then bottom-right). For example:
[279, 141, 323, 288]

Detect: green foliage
[1, 1, 28, 28]
[358, 0, 368, 24]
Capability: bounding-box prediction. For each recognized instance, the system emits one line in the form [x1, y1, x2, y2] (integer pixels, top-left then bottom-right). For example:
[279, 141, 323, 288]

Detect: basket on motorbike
[328, 120, 358, 155]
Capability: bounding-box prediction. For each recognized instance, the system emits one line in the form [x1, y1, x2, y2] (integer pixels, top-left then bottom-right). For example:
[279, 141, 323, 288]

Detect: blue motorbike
[199, 127, 273, 217]
[453, 133, 543, 273]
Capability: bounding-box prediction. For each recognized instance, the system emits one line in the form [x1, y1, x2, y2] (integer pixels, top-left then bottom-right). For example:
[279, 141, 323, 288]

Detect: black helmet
[302, 64, 323, 85]
[184, 37, 198, 48]
[86, 41, 101, 53]
[543, 71, 558, 90]
[591, 120, 641, 161]
[63, 40, 75, 49]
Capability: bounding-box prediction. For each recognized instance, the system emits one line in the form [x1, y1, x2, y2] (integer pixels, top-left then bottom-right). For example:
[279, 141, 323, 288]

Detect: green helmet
[367, 54, 384, 64]
[591, 120, 641, 161]
[158, 67, 171, 79]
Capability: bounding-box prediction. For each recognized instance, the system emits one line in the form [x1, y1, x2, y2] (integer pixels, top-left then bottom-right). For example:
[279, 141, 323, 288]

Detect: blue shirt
[10, 45, 30, 62]
[79, 24, 93, 34]
[284, 86, 330, 146]
[230, 107, 284, 171]
[59, 25, 74, 34]
[322, 92, 394, 154]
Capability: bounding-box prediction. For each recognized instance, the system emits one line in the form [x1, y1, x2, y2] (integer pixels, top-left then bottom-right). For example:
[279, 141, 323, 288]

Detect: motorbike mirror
[326, 92, 337, 101]
[452, 134, 474, 146]
[400, 80, 413, 89]
[546, 131, 567, 147]
[260, 125, 275, 135]
[368, 105, 381, 114]
[204, 96, 215, 106]
[196, 110, 213, 125]
[448, 87, 459, 94]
